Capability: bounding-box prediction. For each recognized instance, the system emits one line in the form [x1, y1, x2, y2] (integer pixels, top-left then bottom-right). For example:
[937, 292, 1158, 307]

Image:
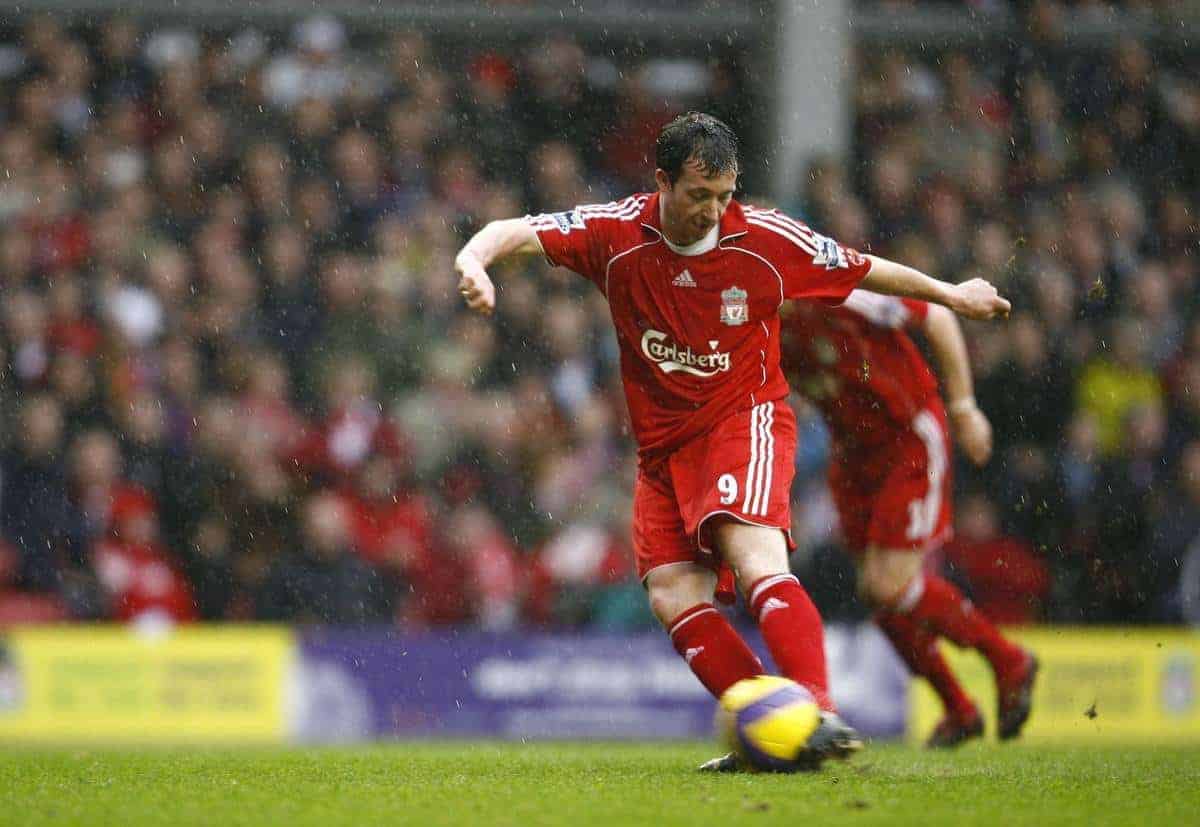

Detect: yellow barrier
[909, 628, 1200, 742]
[0, 626, 292, 742]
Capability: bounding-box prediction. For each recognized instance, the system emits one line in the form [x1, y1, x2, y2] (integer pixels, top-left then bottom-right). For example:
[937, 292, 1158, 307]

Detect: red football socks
[748, 574, 835, 712]
[876, 609, 978, 719]
[668, 603, 763, 698]
[901, 574, 1026, 675]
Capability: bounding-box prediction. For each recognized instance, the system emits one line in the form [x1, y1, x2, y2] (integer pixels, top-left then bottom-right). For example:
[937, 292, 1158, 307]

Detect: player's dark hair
[656, 112, 739, 184]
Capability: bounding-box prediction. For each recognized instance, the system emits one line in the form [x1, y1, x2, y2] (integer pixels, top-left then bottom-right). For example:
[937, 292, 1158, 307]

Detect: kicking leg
[714, 519, 861, 764]
[715, 519, 834, 713]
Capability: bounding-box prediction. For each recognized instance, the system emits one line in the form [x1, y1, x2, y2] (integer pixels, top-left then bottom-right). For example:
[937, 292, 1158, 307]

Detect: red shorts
[632, 400, 797, 580]
[829, 405, 953, 555]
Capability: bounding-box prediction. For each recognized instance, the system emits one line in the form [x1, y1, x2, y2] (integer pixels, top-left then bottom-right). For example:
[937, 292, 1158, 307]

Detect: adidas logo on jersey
[672, 269, 697, 288]
[759, 597, 789, 620]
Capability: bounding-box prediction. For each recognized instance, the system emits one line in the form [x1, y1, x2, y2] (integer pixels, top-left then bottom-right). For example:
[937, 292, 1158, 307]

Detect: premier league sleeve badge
[719, 286, 749, 326]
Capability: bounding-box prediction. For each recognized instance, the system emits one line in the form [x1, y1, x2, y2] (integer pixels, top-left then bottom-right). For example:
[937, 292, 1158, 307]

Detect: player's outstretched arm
[922, 304, 993, 465]
[454, 218, 543, 316]
[860, 255, 1011, 321]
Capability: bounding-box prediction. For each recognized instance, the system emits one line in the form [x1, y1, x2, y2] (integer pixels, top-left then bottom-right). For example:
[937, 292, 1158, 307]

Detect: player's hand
[456, 255, 496, 316]
[949, 278, 1011, 321]
[949, 402, 993, 465]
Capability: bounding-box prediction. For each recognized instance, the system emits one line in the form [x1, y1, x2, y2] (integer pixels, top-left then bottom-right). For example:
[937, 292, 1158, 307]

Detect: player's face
[656, 159, 737, 245]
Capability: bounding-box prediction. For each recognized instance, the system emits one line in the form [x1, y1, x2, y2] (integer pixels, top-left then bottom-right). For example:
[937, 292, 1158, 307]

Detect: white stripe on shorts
[906, 409, 947, 542]
[742, 402, 775, 517]
[756, 403, 775, 517]
[739, 403, 758, 513]
[742, 404, 760, 514]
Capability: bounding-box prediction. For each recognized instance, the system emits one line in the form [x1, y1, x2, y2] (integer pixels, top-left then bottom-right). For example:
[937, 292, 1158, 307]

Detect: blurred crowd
[0, 6, 1195, 629]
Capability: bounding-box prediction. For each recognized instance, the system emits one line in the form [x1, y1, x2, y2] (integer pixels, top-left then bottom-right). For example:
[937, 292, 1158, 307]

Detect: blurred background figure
[256, 491, 390, 625]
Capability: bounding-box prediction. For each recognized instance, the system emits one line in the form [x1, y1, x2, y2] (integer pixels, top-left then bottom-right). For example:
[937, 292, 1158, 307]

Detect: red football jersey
[527, 193, 870, 461]
[781, 290, 941, 464]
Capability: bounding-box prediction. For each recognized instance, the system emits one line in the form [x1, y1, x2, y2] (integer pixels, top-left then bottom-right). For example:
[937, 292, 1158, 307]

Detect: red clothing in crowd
[93, 538, 197, 623]
[27, 214, 89, 271]
[47, 316, 102, 357]
[341, 490, 434, 568]
[399, 514, 522, 628]
[526, 524, 631, 624]
[241, 392, 307, 458]
[293, 403, 409, 480]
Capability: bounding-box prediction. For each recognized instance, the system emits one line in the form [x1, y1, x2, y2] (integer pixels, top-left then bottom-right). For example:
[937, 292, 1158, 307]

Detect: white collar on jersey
[660, 223, 719, 256]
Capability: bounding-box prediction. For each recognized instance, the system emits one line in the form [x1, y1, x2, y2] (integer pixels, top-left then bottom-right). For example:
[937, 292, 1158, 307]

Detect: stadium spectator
[526, 516, 636, 628]
[0, 536, 67, 623]
[255, 492, 391, 624]
[293, 355, 409, 485]
[337, 454, 433, 574]
[1076, 319, 1164, 455]
[92, 491, 196, 624]
[263, 15, 349, 110]
[1, 396, 82, 591]
[183, 516, 240, 621]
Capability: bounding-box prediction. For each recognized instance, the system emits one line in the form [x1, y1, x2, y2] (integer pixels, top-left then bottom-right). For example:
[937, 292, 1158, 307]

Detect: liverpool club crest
[720, 286, 748, 326]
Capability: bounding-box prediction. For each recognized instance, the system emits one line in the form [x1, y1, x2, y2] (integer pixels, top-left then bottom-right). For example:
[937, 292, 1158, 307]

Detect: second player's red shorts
[828, 404, 953, 555]
[632, 399, 797, 581]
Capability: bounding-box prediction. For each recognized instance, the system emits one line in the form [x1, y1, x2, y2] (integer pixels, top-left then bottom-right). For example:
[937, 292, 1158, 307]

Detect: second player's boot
[995, 650, 1039, 740]
[925, 709, 984, 749]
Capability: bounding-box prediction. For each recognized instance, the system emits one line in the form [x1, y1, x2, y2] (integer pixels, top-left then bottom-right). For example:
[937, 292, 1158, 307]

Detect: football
[715, 675, 824, 772]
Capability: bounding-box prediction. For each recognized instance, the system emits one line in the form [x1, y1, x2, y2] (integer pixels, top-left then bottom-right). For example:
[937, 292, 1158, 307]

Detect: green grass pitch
[1, 742, 1197, 826]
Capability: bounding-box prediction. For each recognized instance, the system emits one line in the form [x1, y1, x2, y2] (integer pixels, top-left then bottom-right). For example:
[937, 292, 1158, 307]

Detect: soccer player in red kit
[778, 291, 1037, 747]
[454, 112, 1011, 769]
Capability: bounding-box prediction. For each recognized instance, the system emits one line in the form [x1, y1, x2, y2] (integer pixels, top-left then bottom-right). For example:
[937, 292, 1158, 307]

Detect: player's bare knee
[858, 549, 923, 609]
[646, 585, 683, 627]
[712, 519, 789, 593]
[645, 564, 716, 627]
[857, 567, 901, 608]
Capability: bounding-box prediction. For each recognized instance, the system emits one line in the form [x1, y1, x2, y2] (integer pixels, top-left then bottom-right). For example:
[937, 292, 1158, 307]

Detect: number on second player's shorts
[717, 474, 738, 505]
